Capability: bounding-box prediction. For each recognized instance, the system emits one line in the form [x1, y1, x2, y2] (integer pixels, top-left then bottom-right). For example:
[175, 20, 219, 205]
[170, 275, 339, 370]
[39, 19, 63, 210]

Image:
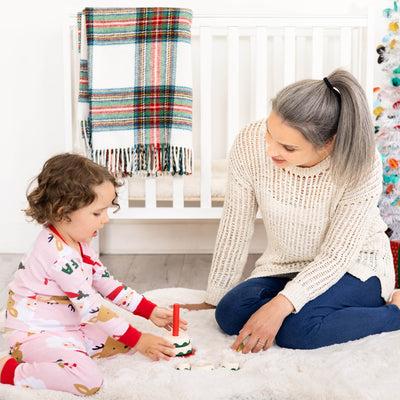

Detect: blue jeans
[215, 273, 400, 349]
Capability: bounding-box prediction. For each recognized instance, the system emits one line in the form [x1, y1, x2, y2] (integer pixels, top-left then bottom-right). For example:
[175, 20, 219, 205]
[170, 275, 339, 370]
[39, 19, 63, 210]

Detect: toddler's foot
[0, 356, 12, 374]
[388, 290, 400, 310]
[0, 356, 19, 386]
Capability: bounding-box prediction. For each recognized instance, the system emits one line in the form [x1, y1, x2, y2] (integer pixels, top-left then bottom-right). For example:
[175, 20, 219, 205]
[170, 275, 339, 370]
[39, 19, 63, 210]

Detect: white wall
[0, 0, 389, 254]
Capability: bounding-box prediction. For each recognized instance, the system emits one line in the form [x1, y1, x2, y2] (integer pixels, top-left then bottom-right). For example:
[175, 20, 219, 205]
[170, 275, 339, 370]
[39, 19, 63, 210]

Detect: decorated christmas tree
[374, 0, 400, 239]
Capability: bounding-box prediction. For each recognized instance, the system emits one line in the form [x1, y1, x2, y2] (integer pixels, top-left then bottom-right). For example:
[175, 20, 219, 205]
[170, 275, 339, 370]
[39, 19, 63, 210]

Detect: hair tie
[323, 77, 341, 106]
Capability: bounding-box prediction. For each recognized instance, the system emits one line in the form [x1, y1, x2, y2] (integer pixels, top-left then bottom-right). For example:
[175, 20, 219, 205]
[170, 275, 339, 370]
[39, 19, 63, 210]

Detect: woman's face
[265, 111, 333, 168]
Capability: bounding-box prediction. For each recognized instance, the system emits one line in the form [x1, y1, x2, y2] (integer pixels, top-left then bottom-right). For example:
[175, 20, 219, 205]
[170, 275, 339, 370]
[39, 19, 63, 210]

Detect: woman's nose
[266, 141, 280, 158]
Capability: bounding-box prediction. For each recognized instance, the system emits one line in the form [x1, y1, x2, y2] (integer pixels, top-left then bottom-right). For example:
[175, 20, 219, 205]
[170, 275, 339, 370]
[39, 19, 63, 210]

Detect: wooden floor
[0, 253, 261, 308]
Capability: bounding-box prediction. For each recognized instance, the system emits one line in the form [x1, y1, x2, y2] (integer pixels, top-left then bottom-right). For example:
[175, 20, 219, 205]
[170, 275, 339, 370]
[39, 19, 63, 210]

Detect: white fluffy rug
[0, 288, 399, 400]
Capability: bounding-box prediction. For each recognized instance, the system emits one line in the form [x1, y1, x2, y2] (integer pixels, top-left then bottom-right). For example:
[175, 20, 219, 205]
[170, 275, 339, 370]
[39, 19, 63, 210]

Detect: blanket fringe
[80, 119, 192, 177]
[92, 145, 192, 177]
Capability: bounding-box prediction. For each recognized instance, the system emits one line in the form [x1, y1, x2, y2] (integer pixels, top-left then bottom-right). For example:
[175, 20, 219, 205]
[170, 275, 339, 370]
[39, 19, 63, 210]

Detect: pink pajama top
[5, 226, 156, 348]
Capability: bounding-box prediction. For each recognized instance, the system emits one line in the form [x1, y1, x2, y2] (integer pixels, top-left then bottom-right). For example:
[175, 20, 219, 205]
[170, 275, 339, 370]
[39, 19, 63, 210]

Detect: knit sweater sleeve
[280, 153, 384, 312]
[205, 122, 261, 305]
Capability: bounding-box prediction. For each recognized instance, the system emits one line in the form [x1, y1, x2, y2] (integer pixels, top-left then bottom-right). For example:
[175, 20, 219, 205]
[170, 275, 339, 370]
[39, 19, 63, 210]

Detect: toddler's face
[54, 181, 115, 245]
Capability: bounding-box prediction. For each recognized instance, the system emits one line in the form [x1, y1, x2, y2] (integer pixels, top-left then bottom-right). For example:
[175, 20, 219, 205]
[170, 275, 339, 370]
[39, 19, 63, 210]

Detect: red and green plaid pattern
[78, 8, 193, 176]
[84, 8, 192, 45]
[89, 86, 192, 132]
[79, 60, 89, 101]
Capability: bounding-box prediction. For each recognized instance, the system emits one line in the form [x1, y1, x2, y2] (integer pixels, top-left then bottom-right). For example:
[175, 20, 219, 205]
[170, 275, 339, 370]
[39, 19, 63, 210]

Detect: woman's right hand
[134, 333, 175, 361]
[180, 302, 216, 311]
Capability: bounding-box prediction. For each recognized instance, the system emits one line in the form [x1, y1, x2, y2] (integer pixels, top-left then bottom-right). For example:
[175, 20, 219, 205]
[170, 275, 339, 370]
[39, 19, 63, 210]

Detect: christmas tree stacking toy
[163, 304, 193, 356]
[374, 0, 400, 239]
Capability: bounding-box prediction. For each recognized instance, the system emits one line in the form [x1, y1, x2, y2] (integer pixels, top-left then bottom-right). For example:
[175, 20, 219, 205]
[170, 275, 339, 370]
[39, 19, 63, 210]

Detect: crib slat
[365, 7, 375, 109]
[356, 28, 363, 81]
[340, 27, 352, 69]
[272, 35, 282, 96]
[145, 177, 157, 208]
[227, 27, 240, 154]
[118, 177, 130, 214]
[312, 27, 324, 78]
[200, 26, 212, 209]
[254, 27, 268, 120]
[173, 176, 184, 208]
[283, 27, 296, 86]
[349, 27, 361, 78]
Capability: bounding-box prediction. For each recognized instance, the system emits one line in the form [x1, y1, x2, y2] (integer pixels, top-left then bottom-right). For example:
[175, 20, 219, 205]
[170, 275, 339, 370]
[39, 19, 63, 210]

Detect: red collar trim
[81, 252, 100, 266]
[48, 225, 98, 266]
[48, 225, 69, 246]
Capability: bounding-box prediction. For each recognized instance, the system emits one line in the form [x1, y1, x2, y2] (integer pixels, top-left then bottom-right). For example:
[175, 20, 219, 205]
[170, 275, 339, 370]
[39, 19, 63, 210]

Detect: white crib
[64, 10, 376, 221]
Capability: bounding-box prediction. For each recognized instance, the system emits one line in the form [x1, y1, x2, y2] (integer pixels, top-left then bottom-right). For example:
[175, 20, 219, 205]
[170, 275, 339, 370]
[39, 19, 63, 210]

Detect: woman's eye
[93, 213, 100, 217]
[284, 146, 296, 152]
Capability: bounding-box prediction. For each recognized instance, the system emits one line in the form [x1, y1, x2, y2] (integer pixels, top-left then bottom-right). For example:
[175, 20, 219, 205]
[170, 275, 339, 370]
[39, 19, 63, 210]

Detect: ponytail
[326, 69, 375, 185]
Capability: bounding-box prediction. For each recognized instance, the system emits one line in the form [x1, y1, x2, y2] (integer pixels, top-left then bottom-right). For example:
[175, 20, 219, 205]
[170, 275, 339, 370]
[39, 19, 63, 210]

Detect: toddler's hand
[149, 306, 188, 331]
[135, 333, 175, 361]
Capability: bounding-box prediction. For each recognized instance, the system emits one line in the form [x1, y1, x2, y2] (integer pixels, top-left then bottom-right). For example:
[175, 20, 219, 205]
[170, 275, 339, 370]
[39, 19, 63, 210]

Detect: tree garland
[374, 0, 400, 239]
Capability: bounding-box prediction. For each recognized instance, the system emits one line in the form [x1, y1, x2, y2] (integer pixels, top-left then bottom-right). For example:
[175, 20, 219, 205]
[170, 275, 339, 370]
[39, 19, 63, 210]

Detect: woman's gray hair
[271, 68, 375, 186]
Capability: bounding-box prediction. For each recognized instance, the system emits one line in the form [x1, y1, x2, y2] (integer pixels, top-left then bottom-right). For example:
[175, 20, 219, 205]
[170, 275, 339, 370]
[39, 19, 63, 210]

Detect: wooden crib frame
[64, 10, 376, 221]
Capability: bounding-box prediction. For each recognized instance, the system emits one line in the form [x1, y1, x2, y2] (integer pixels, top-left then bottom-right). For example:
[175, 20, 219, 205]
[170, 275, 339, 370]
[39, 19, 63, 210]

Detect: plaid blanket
[78, 8, 193, 176]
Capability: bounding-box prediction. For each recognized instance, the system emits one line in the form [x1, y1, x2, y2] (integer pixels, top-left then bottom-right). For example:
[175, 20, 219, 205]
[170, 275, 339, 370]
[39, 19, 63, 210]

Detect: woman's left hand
[231, 294, 294, 353]
[149, 306, 188, 331]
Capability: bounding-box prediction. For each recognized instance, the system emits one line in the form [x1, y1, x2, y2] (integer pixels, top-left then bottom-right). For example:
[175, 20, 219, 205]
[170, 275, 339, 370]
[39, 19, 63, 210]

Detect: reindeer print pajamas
[4, 226, 156, 396]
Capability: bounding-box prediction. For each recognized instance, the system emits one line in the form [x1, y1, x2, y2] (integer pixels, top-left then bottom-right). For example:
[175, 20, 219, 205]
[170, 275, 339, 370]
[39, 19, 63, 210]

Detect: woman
[184, 69, 400, 353]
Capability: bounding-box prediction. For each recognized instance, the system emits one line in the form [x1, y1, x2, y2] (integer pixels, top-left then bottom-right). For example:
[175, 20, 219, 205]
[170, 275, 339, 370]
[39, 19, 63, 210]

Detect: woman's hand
[135, 333, 176, 361]
[149, 306, 188, 331]
[231, 294, 294, 354]
[180, 302, 216, 311]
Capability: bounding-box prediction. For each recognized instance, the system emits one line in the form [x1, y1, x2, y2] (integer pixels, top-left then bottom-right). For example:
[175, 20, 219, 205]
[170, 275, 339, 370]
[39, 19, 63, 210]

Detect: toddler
[0, 153, 186, 396]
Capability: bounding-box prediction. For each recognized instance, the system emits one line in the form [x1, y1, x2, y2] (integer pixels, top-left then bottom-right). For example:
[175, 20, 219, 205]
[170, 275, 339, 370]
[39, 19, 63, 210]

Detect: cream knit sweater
[205, 119, 394, 312]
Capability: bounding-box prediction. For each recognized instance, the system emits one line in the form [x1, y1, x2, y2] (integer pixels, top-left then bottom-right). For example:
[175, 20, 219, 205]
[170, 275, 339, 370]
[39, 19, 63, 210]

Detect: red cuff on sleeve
[133, 297, 157, 319]
[1, 358, 18, 385]
[118, 325, 142, 348]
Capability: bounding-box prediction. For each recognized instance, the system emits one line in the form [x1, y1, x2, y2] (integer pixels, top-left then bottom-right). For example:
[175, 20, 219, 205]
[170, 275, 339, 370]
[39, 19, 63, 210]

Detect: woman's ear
[323, 135, 336, 153]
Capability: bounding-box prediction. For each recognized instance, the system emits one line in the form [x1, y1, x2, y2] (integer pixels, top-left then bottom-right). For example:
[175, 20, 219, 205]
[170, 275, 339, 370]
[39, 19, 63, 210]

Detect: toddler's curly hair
[24, 153, 123, 224]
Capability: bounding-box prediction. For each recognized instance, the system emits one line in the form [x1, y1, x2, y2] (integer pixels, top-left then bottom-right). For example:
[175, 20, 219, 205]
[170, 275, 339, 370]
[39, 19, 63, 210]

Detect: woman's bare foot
[388, 290, 400, 310]
[0, 356, 12, 374]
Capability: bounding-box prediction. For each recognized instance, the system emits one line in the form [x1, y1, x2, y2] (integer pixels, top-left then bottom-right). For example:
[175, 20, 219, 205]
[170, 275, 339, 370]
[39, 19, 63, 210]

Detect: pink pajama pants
[7, 324, 136, 396]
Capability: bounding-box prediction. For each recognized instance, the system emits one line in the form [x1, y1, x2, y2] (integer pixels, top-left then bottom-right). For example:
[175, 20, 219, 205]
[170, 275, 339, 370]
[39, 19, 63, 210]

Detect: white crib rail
[65, 12, 375, 220]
